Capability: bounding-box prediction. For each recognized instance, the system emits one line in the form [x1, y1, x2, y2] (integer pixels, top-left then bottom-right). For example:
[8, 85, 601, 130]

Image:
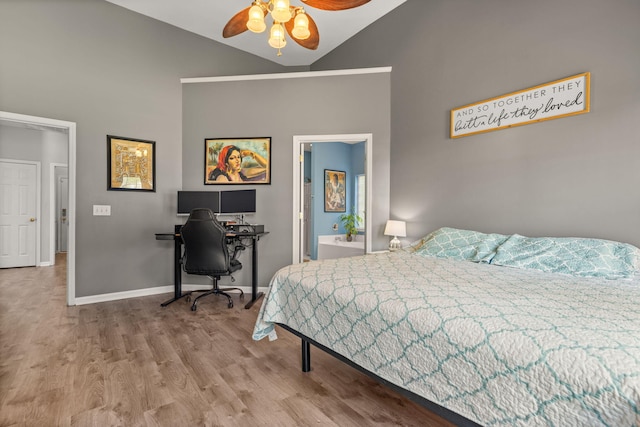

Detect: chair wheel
[191, 305, 197, 311]
[185, 296, 191, 303]
[228, 301, 233, 308]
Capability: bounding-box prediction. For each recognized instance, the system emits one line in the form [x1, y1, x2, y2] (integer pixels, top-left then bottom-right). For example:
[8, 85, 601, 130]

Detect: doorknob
[30, 218, 36, 222]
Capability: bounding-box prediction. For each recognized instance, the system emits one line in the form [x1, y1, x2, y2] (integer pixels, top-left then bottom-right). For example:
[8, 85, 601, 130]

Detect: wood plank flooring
[0, 255, 456, 426]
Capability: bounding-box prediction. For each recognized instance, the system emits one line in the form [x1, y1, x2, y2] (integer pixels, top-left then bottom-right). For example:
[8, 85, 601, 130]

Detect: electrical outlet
[93, 205, 111, 216]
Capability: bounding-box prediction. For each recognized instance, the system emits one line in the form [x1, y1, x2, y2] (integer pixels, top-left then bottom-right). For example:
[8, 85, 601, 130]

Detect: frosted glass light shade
[271, 0, 291, 23]
[247, 5, 266, 33]
[268, 23, 286, 49]
[291, 10, 310, 40]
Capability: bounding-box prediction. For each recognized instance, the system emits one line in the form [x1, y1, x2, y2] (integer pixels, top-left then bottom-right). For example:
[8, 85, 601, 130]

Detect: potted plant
[339, 209, 363, 242]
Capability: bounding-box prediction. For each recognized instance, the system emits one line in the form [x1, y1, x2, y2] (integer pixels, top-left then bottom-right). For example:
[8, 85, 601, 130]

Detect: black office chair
[180, 208, 244, 311]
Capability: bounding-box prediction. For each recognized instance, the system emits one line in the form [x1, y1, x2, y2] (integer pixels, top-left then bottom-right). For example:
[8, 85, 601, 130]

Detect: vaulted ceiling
[104, 0, 406, 67]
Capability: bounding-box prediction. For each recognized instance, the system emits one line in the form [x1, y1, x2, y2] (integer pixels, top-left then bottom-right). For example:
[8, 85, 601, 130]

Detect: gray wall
[313, 0, 640, 247]
[182, 72, 391, 287]
[5, 0, 637, 299]
[0, 0, 289, 297]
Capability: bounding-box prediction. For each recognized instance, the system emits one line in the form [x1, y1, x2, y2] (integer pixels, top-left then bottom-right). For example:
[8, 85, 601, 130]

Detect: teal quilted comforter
[253, 250, 640, 426]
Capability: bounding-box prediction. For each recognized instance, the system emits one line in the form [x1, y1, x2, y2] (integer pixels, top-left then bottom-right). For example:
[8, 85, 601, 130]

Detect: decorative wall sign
[205, 137, 271, 184]
[450, 72, 590, 138]
[107, 135, 155, 191]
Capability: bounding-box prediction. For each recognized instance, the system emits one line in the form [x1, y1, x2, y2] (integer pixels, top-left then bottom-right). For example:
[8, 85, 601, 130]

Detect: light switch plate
[93, 205, 111, 216]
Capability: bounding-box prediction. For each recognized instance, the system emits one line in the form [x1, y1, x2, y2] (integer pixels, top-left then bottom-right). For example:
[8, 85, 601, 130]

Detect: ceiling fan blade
[222, 6, 252, 38]
[301, 0, 371, 11]
[284, 13, 319, 50]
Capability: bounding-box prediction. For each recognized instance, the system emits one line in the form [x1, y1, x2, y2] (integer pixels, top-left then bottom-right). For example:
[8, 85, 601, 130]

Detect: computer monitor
[220, 189, 256, 214]
[177, 191, 220, 216]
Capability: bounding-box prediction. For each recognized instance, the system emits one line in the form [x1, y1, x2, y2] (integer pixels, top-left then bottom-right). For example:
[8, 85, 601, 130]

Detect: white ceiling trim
[181, 66, 392, 84]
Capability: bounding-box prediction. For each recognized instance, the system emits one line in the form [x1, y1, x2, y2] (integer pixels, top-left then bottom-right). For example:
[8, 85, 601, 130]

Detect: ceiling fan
[223, 0, 371, 55]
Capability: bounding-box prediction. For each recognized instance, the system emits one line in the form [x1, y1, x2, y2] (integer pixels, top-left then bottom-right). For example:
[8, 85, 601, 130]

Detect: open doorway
[292, 134, 373, 265]
[52, 164, 69, 254]
[0, 111, 77, 306]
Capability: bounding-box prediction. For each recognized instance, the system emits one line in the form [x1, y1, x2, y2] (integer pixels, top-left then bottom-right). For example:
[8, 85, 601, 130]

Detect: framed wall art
[450, 72, 590, 138]
[107, 135, 155, 192]
[205, 137, 271, 184]
[324, 169, 346, 212]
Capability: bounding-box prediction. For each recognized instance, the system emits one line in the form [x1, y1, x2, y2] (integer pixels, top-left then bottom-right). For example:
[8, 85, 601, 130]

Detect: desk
[155, 224, 268, 309]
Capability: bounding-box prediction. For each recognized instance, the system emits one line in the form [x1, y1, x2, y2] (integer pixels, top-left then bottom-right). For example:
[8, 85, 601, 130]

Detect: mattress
[253, 250, 640, 426]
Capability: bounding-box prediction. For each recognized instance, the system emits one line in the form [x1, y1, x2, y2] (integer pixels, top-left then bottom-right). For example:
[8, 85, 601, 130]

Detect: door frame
[0, 111, 77, 306]
[292, 133, 373, 264]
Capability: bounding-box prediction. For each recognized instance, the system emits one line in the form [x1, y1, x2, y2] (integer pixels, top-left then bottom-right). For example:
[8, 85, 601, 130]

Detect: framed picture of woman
[324, 169, 346, 212]
[204, 137, 271, 184]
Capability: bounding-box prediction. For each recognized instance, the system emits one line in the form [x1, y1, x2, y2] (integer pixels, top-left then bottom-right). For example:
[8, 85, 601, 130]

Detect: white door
[57, 176, 68, 252]
[0, 161, 37, 268]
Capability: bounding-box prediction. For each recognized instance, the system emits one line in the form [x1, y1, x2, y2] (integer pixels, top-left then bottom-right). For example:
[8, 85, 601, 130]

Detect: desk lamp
[384, 220, 406, 251]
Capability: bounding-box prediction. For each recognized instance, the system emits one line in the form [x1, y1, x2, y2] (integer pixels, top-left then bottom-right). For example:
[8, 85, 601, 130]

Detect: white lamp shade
[268, 23, 286, 48]
[271, 0, 292, 23]
[247, 5, 266, 33]
[384, 220, 406, 237]
[291, 10, 310, 40]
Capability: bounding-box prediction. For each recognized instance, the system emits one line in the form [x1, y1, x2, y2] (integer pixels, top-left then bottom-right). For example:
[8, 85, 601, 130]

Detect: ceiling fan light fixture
[291, 9, 310, 40]
[226, 0, 372, 55]
[271, 0, 292, 23]
[268, 22, 287, 49]
[247, 4, 267, 33]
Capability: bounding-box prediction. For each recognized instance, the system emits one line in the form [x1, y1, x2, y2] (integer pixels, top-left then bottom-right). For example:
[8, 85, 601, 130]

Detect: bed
[252, 227, 640, 426]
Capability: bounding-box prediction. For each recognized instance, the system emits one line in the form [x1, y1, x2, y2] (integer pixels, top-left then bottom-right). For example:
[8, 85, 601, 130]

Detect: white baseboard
[74, 283, 265, 306]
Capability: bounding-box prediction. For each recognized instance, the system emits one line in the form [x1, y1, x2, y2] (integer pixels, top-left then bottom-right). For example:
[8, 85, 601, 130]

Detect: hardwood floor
[0, 255, 456, 426]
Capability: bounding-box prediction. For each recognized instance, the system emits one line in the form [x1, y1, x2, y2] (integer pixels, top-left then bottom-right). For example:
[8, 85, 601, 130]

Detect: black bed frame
[277, 323, 481, 427]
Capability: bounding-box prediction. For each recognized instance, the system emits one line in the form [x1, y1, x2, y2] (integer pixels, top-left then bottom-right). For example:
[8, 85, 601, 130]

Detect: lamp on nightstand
[384, 220, 406, 251]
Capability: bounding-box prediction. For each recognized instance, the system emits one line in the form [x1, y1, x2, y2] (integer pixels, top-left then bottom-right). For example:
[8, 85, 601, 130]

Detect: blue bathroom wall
[310, 141, 365, 259]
